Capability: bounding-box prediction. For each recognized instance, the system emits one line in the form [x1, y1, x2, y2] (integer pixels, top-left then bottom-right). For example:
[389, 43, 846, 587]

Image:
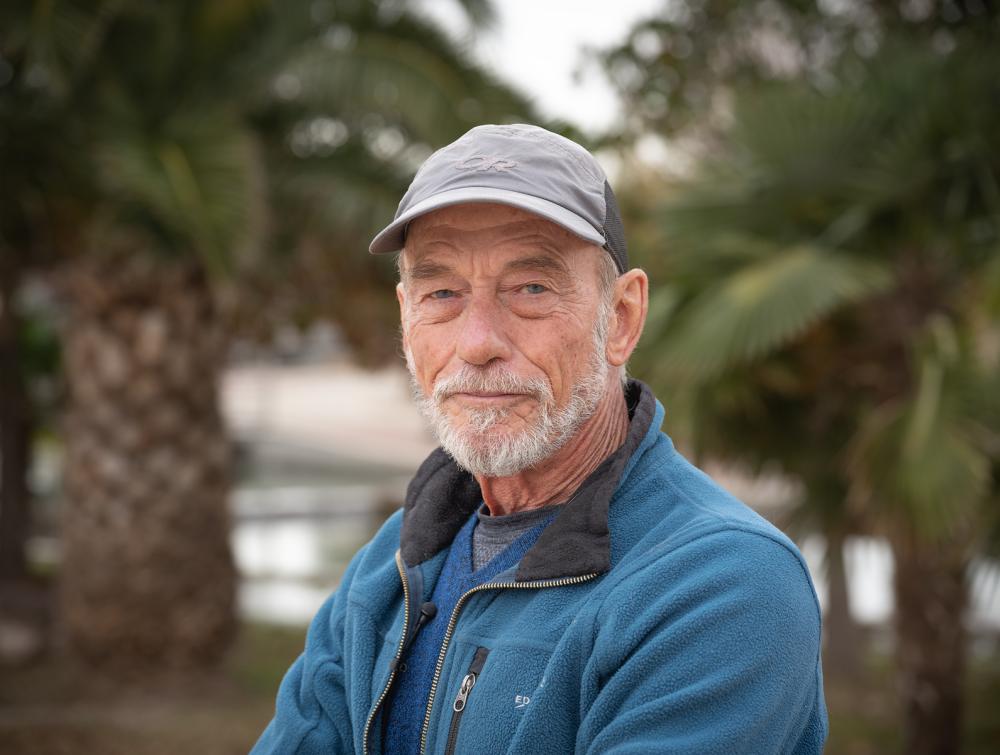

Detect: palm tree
[2, 0, 537, 669]
[0, 262, 33, 581]
[631, 36, 1000, 755]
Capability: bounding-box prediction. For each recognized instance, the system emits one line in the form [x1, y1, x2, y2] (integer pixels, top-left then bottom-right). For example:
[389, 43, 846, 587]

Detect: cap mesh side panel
[602, 181, 628, 273]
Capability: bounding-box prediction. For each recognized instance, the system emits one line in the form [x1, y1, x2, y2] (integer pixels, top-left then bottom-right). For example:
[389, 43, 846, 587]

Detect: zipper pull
[452, 672, 477, 712]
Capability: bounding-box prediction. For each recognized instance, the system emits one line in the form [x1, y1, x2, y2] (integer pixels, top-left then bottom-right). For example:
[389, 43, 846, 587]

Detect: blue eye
[523, 283, 547, 294]
[430, 289, 456, 299]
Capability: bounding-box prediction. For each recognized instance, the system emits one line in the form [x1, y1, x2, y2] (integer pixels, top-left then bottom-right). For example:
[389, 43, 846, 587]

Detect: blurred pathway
[222, 362, 435, 472]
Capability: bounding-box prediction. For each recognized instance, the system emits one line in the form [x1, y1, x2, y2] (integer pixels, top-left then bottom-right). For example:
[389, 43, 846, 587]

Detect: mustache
[432, 366, 552, 403]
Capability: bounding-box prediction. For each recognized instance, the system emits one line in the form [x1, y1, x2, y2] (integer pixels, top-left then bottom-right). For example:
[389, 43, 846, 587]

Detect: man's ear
[606, 269, 648, 367]
[396, 282, 408, 350]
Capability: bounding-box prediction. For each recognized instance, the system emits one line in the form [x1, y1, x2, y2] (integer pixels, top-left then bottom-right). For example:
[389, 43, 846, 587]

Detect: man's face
[398, 203, 614, 477]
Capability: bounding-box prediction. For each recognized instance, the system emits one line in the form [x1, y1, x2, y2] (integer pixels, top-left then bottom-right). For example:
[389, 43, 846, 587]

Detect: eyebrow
[406, 259, 454, 282]
[502, 254, 571, 281]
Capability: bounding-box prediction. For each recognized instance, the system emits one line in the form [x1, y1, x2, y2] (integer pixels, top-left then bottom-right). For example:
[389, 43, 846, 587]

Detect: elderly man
[253, 125, 827, 754]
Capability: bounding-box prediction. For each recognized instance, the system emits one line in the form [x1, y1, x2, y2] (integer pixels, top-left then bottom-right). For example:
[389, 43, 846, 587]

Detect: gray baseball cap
[368, 124, 628, 273]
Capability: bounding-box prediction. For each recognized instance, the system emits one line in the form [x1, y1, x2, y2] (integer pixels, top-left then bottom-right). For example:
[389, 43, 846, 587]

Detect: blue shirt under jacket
[252, 381, 828, 754]
[383, 509, 558, 755]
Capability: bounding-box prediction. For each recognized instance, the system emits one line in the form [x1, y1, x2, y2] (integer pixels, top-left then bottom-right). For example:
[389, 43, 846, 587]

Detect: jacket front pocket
[444, 646, 490, 755]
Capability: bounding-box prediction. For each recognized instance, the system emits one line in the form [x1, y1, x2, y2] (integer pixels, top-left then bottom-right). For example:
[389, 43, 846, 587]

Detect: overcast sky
[420, 0, 664, 133]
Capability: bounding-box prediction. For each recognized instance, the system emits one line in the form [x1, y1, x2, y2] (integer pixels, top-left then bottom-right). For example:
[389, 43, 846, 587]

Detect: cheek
[406, 325, 453, 386]
[521, 324, 595, 398]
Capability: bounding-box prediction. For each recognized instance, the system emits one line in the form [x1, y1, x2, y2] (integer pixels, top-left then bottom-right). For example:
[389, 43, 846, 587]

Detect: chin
[440, 421, 570, 479]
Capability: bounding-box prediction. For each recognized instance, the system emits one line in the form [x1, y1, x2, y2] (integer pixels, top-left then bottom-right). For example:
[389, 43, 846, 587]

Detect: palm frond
[849, 400, 990, 542]
[95, 109, 258, 273]
[848, 335, 994, 542]
[272, 17, 531, 148]
[275, 136, 410, 241]
[655, 244, 890, 378]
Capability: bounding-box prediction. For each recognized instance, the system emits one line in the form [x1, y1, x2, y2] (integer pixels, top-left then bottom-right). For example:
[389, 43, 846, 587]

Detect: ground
[0, 623, 303, 755]
[1, 621, 998, 754]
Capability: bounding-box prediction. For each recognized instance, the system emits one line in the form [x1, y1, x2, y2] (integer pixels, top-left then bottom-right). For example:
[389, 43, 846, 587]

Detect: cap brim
[368, 187, 606, 254]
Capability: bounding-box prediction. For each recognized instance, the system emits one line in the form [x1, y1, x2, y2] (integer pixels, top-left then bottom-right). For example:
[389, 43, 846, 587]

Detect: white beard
[406, 306, 612, 478]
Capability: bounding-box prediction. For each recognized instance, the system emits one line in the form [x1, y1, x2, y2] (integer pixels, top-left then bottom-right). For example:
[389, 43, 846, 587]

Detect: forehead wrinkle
[402, 252, 567, 287]
[402, 214, 597, 286]
[502, 231, 570, 257]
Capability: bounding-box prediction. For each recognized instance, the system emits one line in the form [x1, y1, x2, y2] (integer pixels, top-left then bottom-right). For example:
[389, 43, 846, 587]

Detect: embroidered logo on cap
[455, 155, 517, 173]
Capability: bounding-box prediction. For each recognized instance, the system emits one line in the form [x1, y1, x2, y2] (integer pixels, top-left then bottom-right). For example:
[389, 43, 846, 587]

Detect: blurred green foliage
[601, 0, 999, 140]
[0, 0, 545, 360]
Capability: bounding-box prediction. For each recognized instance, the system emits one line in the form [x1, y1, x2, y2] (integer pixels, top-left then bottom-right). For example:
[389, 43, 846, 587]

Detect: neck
[477, 379, 630, 516]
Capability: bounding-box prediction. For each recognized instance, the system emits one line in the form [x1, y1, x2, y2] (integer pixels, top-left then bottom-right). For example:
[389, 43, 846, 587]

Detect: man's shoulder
[333, 507, 405, 601]
[611, 429, 818, 613]
[600, 436, 822, 680]
[617, 395, 793, 544]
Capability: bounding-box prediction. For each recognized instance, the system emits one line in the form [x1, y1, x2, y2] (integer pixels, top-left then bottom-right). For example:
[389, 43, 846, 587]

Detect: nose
[455, 296, 511, 367]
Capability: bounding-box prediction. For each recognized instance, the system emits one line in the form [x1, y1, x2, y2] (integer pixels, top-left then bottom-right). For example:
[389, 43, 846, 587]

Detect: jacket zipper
[419, 572, 598, 754]
[443, 646, 490, 755]
[362, 550, 411, 755]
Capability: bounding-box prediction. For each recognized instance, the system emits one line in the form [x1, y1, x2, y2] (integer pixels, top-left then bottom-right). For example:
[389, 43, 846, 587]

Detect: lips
[431, 367, 550, 406]
[444, 391, 533, 407]
[452, 392, 526, 399]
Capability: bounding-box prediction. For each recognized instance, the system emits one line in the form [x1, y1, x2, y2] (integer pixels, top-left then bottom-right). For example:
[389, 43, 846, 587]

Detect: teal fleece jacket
[253, 382, 828, 754]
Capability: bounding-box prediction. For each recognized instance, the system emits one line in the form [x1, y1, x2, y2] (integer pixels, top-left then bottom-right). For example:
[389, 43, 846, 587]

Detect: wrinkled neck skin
[477, 377, 629, 516]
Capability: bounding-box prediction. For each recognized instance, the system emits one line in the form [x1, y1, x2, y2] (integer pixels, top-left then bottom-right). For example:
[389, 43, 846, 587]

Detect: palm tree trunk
[892, 539, 967, 755]
[823, 527, 863, 679]
[59, 257, 236, 669]
[0, 268, 32, 581]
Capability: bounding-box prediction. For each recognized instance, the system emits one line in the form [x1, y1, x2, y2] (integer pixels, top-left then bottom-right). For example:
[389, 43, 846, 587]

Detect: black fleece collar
[399, 379, 657, 581]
